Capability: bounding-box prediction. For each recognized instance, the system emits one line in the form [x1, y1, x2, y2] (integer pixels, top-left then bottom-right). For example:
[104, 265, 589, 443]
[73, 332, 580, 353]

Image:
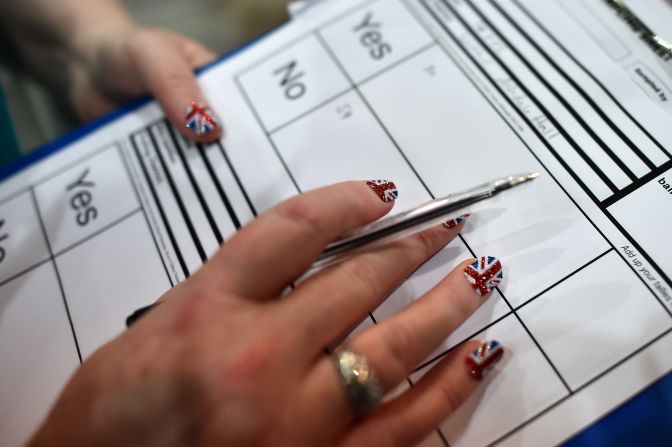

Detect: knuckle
[408, 229, 438, 259]
[370, 430, 406, 447]
[227, 337, 276, 383]
[127, 29, 157, 54]
[383, 321, 417, 377]
[387, 423, 416, 447]
[437, 375, 464, 415]
[166, 287, 213, 335]
[159, 71, 193, 91]
[275, 199, 325, 236]
[341, 260, 387, 298]
[132, 27, 170, 44]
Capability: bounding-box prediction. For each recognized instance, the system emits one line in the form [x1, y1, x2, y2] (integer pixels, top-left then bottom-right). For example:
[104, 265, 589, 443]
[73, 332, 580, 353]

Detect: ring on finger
[333, 348, 382, 415]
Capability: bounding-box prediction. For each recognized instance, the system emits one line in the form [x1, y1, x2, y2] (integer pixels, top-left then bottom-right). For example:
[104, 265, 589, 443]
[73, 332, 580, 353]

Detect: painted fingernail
[185, 101, 220, 136]
[464, 256, 503, 297]
[443, 213, 471, 230]
[366, 180, 398, 203]
[466, 340, 504, 380]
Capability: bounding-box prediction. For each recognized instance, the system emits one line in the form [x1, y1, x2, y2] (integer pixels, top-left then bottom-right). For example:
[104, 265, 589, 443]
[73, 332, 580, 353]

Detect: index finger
[130, 29, 222, 143]
[200, 180, 399, 300]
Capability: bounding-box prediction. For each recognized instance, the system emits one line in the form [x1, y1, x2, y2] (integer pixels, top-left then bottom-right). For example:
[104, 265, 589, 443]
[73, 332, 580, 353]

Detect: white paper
[288, 0, 326, 18]
[1, 0, 672, 445]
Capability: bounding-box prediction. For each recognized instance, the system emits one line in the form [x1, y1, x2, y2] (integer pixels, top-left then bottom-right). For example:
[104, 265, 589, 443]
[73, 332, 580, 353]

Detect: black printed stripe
[218, 141, 258, 218]
[165, 122, 224, 245]
[146, 128, 207, 262]
[436, 0, 619, 194]
[131, 133, 190, 278]
[486, 0, 658, 172]
[197, 144, 242, 229]
[465, 0, 638, 184]
[510, 0, 671, 160]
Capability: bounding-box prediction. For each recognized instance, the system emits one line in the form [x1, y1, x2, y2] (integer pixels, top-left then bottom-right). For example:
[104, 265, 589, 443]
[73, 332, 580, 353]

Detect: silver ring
[333, 348, 382, 415]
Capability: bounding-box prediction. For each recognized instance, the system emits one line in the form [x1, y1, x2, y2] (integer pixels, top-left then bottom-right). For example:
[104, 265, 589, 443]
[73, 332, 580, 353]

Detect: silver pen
[313, 172, 540, 269]
[126, 173, 538, 326]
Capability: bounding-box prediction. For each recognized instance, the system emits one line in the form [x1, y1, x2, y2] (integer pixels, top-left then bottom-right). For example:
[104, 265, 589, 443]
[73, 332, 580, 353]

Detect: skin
[28, 181, 502, 447]
[2, 2, 504, 443]
[0, 0, 222, 143]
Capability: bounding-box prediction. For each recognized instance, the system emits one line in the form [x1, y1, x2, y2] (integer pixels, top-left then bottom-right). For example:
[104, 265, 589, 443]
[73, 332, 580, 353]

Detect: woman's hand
[1, 0, 222, 143]
[68, 26, 223, 143]
[28, 181, 505, 447]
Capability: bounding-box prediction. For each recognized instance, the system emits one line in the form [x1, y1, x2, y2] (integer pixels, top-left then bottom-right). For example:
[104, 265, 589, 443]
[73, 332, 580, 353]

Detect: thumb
[130, 29, 223, 143]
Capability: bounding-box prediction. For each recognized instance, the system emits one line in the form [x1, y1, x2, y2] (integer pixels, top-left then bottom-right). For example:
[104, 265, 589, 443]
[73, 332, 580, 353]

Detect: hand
[69, 26, 223, 143]
[28, 181, 505, 447]
[1, 0, 221, 142]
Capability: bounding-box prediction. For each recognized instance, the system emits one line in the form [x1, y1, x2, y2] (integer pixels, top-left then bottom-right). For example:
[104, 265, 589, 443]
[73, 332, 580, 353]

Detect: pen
[313, 172, 539, 268]
[126, 172, 539, 327]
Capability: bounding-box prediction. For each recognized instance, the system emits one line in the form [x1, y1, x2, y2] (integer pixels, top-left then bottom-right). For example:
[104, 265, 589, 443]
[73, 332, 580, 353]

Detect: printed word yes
[67, 168, 98, 227]
[354, 11, 392, 60]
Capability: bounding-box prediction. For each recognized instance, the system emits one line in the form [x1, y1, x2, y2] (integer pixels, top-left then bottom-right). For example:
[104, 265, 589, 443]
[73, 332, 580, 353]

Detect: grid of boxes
[2, 0, 671, 446]
[234, 0, 672, 445]
[0, 145, 173, 445]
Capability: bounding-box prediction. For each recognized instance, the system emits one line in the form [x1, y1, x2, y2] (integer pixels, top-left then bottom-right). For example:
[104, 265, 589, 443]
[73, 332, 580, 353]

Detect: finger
[345, 256, 502, 391]
[179, 37, 217, 67]
[284, 215, 471, 353]
[293, 219, 470, 434]
[338, 340, 506, 447]
[200, 180, 398, 300]
[129, 29, 222, 143]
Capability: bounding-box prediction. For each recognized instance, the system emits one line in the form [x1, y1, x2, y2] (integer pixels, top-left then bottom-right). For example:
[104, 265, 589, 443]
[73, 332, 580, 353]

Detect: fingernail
[464, 256, 503, 297]
[443, 213, 471, 230]
[466, 340, 504, 380]
[366, 180, 398, 203]
[185, 101, 220, 136]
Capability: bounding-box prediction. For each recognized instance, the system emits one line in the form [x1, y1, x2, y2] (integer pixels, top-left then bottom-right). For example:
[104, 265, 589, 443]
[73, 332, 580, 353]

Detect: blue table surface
[563, 370, 672, 447]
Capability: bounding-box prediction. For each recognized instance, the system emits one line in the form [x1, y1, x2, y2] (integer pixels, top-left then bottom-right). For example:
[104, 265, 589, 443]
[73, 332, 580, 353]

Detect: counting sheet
[2, 0, 672, 445]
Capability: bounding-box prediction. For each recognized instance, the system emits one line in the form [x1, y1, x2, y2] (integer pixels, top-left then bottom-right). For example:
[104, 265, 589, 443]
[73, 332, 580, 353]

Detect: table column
[411, 314, 569, 447]
[518, 251, 672, 391]
[34, 145, 171, 359]
[0, 191, 79, 447]
[316, 2, 593, 444]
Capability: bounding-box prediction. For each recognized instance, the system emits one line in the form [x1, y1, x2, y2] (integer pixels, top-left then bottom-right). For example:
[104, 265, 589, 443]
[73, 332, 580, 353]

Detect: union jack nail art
[464, 256, 503, 296]
[443, 213, 471, 230]
[466, 340, 504, 380]
[366, 180, 398, 203]
[185, 101, 220, 136]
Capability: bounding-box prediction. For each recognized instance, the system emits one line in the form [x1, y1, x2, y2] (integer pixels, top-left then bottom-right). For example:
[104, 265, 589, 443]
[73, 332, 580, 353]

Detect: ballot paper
[288, 0, 330, 18]
[1, 0, 672, 445]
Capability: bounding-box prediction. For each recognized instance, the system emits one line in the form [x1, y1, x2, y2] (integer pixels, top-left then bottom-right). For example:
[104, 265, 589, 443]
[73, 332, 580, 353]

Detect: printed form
[1, 0, 671, 445]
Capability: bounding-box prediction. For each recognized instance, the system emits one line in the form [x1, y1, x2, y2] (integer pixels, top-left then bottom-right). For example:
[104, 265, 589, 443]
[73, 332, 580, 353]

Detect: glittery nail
[366, 180, 398, 203]
[443, 213, 471, 230]
[464, 256, 503, 297]
[465, 340, 504, 380]
[185, 101, 220, 136]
